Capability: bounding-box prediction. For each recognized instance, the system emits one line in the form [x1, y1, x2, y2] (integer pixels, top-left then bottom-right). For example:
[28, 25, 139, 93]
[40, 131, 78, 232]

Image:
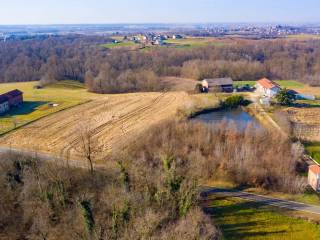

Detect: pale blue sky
[0, 0, 319, 25]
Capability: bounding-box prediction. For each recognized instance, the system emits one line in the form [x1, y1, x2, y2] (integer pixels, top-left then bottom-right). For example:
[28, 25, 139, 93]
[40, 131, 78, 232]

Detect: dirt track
[0, 92, 190, 162]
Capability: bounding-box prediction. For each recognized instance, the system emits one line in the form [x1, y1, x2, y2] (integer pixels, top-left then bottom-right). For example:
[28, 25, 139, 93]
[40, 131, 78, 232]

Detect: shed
[201, 78, 234, 93]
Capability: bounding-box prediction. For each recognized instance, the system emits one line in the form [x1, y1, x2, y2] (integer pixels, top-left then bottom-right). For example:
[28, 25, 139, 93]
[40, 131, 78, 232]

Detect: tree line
[1, 36, 320, 93]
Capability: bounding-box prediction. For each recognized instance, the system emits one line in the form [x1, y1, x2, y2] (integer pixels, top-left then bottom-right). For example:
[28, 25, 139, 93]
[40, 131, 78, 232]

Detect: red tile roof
[309, 165, 320, 174]
[257, 78, 280, 90]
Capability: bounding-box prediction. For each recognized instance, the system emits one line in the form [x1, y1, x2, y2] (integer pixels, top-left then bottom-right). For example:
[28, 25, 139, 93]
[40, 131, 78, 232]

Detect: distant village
[114, 33, 184, 46]
[1, 23, 320, 42]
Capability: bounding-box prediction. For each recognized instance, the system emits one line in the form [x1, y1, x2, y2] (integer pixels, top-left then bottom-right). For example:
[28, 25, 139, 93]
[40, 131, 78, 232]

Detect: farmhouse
[256, 78, 281, 97]
[308, 165, 320, 192]
[201, 78, 234, 93]
[0, 89, 23, 114]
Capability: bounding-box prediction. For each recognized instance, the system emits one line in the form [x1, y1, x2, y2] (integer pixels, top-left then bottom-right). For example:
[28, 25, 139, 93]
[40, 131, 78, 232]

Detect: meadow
[209, 197, 320, 240]
[164, 37, 229, 48]
[101, 41, 138, 49]
[305, 142, 320, 164]
[0, 81, 99, 135]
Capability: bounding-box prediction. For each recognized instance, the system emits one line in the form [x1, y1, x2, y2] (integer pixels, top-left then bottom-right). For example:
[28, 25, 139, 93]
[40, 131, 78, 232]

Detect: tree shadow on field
[1, 101, 49, 116]
[204, 196, 295, 240]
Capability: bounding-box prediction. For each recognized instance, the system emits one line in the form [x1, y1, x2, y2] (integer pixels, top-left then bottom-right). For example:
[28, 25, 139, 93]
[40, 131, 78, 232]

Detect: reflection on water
[192, 108, 261, 131]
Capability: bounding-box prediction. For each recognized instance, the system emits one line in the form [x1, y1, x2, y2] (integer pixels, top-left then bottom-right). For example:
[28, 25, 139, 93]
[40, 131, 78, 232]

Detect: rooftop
[309, 165, 320, 174]
[204, 78, 233, 86]
[257, 78, 280, 90]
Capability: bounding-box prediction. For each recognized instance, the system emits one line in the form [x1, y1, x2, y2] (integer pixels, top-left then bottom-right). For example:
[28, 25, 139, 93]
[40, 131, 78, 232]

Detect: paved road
[203, 187, 320, 215]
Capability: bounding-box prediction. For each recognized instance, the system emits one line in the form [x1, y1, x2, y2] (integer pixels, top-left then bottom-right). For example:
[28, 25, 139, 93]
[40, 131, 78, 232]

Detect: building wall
[8, 95, 23, 106]
[0, 101, 9, 114]
[256, 84, 280, 97]
[308, 170, 320, 191]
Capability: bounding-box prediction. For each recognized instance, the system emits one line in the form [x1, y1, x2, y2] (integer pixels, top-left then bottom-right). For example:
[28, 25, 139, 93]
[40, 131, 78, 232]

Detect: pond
[192, 108, 261, 131]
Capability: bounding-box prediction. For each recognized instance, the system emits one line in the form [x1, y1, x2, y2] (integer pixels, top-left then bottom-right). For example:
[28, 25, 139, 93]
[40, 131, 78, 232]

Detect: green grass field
[305, 142, 320, 164]
[234, 80, 305, 88]
[101, 41, 138, 49]
[164, 37, 228, 49]
[0, 81, 99, 135]
[210, 197, 320, 240]
[288, 34, 320, 40]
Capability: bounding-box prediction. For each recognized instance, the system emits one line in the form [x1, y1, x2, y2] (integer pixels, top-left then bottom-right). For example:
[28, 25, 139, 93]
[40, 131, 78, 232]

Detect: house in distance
[201, 78, 234, 93]
[255, 78, 281, 98]
[0, 89, 23, 114]
[308, 165, 320, 192]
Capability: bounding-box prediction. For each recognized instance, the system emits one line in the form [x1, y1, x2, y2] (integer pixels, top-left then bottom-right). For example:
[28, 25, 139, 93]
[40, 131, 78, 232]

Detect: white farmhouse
[256, 78, 281, 98]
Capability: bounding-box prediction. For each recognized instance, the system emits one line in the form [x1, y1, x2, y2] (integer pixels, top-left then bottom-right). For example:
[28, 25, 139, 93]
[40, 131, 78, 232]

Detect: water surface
[192, 108, 261, 131]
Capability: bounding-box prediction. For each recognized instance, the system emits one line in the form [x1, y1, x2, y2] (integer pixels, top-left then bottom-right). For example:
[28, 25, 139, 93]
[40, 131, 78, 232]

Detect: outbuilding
[201, 78, 234, 93]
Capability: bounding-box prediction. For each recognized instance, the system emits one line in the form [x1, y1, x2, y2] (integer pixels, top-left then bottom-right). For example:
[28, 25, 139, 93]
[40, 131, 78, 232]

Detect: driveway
[203, 187, 320, 215]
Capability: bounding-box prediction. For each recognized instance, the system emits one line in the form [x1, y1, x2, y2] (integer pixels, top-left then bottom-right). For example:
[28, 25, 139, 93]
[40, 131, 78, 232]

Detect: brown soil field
[0, 92, 190, 162]
[161, 76, 197, 92]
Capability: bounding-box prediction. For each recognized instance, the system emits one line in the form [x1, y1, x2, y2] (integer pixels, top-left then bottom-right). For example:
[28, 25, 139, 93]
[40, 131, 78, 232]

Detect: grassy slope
[210, 197, 320, 240]
[305, 142, 320, 164]
[164, 37, 228, 48]
[0, 81, 100, 134]
[101, 41, 137, 49]
[234, 80, 305, 88]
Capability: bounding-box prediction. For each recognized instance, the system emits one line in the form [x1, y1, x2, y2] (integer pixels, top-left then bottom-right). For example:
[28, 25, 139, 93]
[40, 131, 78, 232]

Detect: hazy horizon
[1, 0, 320, 25]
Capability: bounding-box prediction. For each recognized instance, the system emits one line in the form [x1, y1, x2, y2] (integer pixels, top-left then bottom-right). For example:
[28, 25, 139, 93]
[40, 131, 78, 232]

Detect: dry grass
[285, 107, 320, 125]
[0, 92, 190, 162]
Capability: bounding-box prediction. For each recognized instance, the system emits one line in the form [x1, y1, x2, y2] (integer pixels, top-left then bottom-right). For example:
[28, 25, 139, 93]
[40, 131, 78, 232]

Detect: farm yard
[0, 91, 190, 161]
[234, 80, 306, 89]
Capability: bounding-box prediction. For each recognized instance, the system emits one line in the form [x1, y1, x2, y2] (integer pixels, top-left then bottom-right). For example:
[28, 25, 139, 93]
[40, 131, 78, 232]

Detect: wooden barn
[201, 78, 234, 93]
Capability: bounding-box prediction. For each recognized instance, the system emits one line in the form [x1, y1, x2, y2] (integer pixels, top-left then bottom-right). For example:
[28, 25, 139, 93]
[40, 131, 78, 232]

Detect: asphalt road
[203, 187, 320, 215]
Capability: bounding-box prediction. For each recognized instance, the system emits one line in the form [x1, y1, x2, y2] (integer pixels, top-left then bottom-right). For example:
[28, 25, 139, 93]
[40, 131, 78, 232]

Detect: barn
[201, 78, 234, 93]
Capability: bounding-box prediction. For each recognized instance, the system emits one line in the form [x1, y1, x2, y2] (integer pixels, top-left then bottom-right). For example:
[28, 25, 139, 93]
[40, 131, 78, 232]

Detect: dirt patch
[0, 92, 190, 162]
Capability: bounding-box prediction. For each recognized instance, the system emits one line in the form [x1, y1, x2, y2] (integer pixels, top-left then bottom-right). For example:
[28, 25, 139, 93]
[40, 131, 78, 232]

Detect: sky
[0, 0, 319, 25]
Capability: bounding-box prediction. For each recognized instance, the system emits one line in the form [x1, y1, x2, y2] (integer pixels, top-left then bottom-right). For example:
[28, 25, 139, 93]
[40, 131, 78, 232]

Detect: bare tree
[73, 119, 101, 174]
